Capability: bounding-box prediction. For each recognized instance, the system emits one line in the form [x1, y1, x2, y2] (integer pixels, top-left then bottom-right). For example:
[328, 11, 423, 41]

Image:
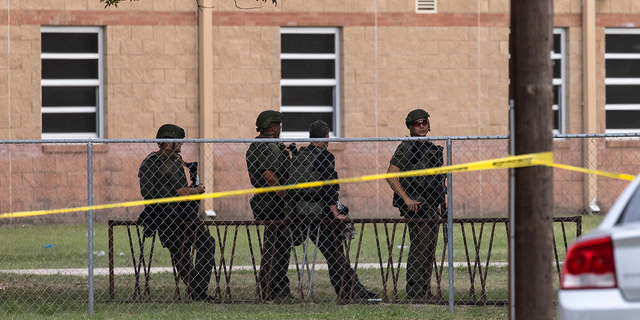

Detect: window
[552, 28, 566, 134]
[605, 29, 640, 133]
[416, 0, 437, 13]
[41, 26, 103, 139]
[280, 28, 340, 138]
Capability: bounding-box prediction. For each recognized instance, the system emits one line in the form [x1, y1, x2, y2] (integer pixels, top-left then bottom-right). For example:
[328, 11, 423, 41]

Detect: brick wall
[105, 23, 199, 139]
[0, 1, 638, 224]
[209, 26, 281, 139]
[0, 1, 638, 141]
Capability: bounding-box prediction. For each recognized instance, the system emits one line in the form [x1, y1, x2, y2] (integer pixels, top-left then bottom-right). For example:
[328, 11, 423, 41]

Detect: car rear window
[618, 183, 640, 224]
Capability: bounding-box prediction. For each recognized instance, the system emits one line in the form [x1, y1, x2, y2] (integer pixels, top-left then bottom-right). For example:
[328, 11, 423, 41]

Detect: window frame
[552, 28, 566, 134]
[41, 26, 104, 139]
[605, 28, 640, 133]
[280, 27, 341, 138]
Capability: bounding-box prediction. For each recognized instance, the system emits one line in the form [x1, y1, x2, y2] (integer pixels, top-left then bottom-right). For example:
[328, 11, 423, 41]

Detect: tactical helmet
[405, 109, 430, 128]
[156, 124, 185, 139]
[255, 110, 282, 132]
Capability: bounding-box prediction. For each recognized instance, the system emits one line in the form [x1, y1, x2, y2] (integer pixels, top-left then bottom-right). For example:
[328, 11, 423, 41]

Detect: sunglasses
[412, 120, 429, 127]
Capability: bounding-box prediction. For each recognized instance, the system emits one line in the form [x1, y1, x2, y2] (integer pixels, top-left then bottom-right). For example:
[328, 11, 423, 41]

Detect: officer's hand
[404, 198, 420, 212]
[194, 184, 206, 194]
[330, 206, 344, 220]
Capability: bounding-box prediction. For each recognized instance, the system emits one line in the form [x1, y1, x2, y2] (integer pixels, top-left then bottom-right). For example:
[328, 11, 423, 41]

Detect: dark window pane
[606, 110, 640, 129]
[553, 110, 559, 130]
[42, 32, 99, 53]
[607, 110, 640, 130]
[606, 59, 640, 78]
[282, 112, 334, 132]
[554, 34, 561, 54]
[606, 85, 640, 104]
[281, 60, 335, 79]
[553, 85, 560, 105]
[282, 86, 334, 106]
[42, 59, 98, 79]
[42, 113, 97, 133]
[42, 87, 97, 107]
[606, 34, 640, 54]
[553, 59, 562, 79]
[281, 34, 335, 54]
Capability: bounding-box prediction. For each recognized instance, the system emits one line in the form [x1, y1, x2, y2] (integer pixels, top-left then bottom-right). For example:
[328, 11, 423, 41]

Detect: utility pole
[509, 0, 555, 319]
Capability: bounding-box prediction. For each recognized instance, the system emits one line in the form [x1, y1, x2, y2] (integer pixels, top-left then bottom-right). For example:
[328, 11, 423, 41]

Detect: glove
[288, 143, 298, 155]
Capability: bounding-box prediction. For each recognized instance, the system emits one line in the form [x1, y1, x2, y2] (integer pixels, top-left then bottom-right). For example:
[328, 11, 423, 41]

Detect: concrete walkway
[0, 262, 508, 277]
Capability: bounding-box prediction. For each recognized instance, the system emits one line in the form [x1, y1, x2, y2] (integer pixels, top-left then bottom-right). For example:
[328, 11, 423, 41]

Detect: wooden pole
[509, 0, 555, 319]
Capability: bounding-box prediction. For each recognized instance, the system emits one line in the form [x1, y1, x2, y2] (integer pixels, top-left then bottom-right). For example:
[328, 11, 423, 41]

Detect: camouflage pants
[259, 223, 292, 300]
[159, 223, 216, 298]
[293, 216, 369, 301]
[400, 205, 440, 299]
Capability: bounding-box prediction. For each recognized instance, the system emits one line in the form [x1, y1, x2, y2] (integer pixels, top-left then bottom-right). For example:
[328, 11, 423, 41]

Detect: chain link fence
[0, 134, 637, 315]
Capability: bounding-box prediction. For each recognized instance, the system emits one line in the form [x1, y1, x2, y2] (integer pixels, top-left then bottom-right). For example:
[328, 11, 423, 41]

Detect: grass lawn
[1, 302, 512, 320]
[0, 214, 598, 270]
[0, 214, 603, 319]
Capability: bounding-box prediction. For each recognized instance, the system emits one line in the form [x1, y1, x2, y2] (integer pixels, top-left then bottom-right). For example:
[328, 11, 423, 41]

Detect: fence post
[87, 139, 95, 316]
[446, 138, 454, 312]
[509, 100, 516, 319]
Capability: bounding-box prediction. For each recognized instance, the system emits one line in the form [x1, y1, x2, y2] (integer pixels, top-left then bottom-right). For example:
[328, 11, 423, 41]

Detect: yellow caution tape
[0, 151, 634, 219]
[540, 162, 635, 181]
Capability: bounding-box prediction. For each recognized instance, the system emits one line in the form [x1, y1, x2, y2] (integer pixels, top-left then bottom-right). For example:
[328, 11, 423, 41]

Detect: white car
[559, 174, 640, 320]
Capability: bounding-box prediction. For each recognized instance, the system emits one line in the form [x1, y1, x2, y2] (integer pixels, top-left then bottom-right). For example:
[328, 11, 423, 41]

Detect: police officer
[290, 120, 380, 303]
[386, 109, 446, 301]
[245, 110, 293, 301]
[138, 124, 216, 302]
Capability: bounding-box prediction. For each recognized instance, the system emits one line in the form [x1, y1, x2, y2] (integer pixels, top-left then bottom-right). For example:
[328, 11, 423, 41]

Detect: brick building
[1, 0, 639, 221]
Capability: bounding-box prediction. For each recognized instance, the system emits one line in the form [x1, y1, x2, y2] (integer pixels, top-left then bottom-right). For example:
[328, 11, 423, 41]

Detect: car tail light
[561, 236, 617, 289]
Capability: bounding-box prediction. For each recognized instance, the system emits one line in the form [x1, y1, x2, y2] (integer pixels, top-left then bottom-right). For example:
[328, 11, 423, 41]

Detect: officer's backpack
[288, 147, 326, 218]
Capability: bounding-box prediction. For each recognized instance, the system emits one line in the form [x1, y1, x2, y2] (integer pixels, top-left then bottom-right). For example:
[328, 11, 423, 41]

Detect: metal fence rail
[0, 134, 637, 315]
[107, 216, 581, 306]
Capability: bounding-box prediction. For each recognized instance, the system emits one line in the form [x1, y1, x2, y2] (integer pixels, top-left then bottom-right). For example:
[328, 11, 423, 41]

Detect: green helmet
[156, 124, 185, 139]
[255, 110, 282, 132]
[405, 109, 430, 128]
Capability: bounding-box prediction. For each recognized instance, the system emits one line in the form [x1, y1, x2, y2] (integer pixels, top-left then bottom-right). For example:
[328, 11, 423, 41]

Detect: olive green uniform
[246, 138, 292, 300]
[138, 151, 215, 300]
[390, 140, 445, 299]
[289, 145, 378, 302]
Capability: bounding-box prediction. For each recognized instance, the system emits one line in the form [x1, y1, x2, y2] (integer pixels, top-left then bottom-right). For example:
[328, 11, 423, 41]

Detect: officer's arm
[386, 164, 420, 212]
[329, 204, 346, 220]
[263, 170, 286, 198]
[139, 163, 155, 199]
[175, 185, 205, 196]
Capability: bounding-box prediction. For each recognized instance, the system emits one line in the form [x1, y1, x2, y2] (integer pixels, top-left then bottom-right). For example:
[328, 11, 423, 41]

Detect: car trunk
[613, 223, 640, 301]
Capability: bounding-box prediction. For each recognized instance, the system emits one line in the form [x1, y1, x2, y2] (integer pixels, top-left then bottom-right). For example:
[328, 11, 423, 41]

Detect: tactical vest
[288, 147, 326, 219]
[395, 141, 445, 206]
[246, 140, 291, 221]
[246, 141, 290, 188]
[138, 152, 198, 237]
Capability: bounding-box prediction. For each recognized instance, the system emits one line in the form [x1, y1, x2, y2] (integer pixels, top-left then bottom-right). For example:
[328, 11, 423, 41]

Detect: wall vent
[416, 0, 437, 13]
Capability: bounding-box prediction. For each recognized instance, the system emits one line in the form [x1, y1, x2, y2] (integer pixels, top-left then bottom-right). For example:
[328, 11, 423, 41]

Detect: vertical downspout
[375, 0, 379, 213]
[198, 0, 216, 219]
[582, 0, 600, 214]
[7, 0, 12, 218]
